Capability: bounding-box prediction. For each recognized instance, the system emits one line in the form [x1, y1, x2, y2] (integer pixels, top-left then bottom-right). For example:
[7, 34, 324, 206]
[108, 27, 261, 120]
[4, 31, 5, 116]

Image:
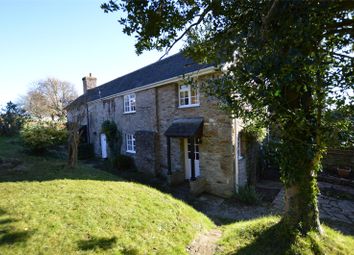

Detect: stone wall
[135, 131, 158, 175]
[86, 88, 158, 174]
[71, 78, 250, 197]
[156, 82, 236, 197]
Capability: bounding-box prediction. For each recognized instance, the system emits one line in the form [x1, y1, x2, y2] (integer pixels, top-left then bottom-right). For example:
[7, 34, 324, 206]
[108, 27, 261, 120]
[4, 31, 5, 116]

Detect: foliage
[101, 120, 122, 156]
[0, 101, 27, 136]
[78, 143, 95, 160]
[235, 185, 262, 205]
[20, 121, 67, 152]
[22, 78, 77, 120]
[102, 0, 354, 233]
[218, 216, 354, 255]
[0, 136, 213, 255]
[324, 104, 354, 149]
[112, 154, 135, 171]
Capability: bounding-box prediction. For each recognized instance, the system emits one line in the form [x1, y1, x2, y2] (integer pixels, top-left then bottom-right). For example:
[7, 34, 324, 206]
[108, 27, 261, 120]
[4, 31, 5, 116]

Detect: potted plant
[337, 167, 351, 178]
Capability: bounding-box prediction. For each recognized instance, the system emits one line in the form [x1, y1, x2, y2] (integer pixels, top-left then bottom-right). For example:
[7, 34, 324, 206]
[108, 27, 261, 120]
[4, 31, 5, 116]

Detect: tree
[67, 113, 84, 168]
[0, 101, 27, 136]
[102, 0, 354, 234]
[23, 78, 78, 120]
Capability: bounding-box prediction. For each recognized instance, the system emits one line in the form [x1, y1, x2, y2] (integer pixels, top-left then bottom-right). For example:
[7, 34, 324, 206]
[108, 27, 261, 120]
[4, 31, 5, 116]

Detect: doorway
[100, 133, 108, 159]
[184, 138, 201, 179]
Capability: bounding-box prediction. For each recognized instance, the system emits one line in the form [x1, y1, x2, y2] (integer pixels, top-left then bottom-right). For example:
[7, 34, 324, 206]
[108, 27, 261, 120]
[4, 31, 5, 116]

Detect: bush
[113, 154, 135, 170]
[78, 143, 95, 160]
[101, 120, 122, 156]
[0, 101, 27, 136]
[235, 185, 262, 205]
[20, 121, 67, 152]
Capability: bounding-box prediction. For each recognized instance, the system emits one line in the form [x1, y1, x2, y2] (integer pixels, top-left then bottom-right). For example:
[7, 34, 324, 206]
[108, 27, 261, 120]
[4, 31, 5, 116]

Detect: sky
[0, 0, 181, 107]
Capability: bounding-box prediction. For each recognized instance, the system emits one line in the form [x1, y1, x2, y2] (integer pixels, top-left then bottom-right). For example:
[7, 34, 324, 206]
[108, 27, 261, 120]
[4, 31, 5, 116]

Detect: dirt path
[187, 229, 222, 255]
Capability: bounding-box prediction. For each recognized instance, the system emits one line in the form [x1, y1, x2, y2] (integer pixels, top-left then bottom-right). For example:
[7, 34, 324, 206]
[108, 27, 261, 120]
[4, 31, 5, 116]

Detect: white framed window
[179, 84, 200, 107]
[124, 93, 136, 113]
[125, 134, 136, 153]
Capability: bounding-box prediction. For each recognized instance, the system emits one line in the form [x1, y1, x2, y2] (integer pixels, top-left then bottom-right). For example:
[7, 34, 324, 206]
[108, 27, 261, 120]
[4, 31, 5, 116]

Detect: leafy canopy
[0, 101, 27, 136]
[102, 1, 353, 232]
[102, 0, 354, 170]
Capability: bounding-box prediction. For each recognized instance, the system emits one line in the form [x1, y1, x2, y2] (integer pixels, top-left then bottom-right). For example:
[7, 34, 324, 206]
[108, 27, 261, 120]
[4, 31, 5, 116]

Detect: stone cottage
[66, 53, 248, 197]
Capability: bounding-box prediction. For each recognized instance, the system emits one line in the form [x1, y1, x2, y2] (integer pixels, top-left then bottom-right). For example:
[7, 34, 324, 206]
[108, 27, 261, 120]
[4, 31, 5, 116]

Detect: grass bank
[0, 137, 213, 254]
[217, 216, 354, 255]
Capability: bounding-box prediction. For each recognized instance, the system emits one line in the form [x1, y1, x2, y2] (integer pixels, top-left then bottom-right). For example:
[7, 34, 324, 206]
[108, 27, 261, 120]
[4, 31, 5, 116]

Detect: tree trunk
[283, 161, 322, 234]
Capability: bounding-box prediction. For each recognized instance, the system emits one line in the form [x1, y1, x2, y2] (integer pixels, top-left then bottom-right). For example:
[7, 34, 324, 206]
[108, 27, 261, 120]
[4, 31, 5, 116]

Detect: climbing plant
[102, 0, 354, 234]
[101, 120, 122, 156]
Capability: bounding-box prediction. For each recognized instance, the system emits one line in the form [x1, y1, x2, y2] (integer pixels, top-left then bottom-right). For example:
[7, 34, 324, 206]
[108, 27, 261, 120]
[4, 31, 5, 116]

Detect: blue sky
[0, 0, 180, 107]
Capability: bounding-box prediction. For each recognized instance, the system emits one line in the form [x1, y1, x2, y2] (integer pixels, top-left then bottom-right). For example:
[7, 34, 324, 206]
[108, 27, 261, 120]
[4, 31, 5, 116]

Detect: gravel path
[187, 229, 222, 255]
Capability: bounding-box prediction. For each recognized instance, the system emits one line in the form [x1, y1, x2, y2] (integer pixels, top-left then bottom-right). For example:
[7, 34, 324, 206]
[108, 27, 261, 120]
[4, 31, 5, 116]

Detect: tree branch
[159, 6, 212, 60]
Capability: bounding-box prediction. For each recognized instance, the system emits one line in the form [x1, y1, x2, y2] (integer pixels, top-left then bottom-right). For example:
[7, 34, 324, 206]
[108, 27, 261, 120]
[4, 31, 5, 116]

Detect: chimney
[82, 73, 97, 94]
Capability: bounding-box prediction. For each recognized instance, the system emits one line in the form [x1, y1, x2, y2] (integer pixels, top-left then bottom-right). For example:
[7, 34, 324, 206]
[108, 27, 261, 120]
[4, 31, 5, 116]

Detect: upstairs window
[124, 93, 136, 113]
[125, 134, 136, 153]
[179, 84, 199, 107]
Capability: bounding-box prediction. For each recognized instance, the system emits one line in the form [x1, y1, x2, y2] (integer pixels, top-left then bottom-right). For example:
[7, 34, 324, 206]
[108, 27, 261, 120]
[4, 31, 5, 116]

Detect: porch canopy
[164, 118, 204, 180]
[164, 117, 203, 138]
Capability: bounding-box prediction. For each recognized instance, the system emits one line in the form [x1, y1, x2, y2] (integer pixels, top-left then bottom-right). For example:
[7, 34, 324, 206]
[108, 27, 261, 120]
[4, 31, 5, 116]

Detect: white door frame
[184, 138, 200, 180]
[100, 133, 108, 159]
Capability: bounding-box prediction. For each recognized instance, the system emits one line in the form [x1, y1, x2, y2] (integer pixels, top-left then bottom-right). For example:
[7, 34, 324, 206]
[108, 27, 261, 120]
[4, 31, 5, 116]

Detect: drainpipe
[234, 118, 239, 192]
[86, 93, 90, 144]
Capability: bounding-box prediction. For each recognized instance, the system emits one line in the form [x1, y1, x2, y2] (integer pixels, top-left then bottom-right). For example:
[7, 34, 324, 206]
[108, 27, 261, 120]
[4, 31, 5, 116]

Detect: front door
[184, 138, 200, 179]
[100, 133, 108, 159]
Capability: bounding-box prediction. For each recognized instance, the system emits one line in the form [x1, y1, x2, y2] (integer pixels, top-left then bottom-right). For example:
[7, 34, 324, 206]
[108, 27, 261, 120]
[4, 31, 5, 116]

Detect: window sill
[123, 111, 136, 115]
[126, 150, 136, 154]
[178, 104, 200, 109]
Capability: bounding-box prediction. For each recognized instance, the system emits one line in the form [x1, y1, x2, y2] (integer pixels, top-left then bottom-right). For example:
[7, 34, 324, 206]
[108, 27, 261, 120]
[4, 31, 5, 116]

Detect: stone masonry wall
[86, 88, 158, 175]
[135, 131, 158, 175]
[156, 82, 235, 197]
[74, 79, 249, 197]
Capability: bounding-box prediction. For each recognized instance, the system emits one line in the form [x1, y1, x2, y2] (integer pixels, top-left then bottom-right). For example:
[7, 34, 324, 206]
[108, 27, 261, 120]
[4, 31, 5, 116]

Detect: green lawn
[0, 136, 353, 255]
[0, 137, 213, 254]
[217, 216, 354, 255]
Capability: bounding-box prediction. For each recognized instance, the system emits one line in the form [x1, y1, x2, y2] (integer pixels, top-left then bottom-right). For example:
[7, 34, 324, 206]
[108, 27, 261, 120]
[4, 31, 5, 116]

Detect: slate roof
[164, 117, 204, 138]
[67, 53, 215, 109]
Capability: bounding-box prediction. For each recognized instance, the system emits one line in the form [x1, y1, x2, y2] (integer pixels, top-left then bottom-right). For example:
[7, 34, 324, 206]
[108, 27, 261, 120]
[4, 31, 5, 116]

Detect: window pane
[180, 84, 189, 91]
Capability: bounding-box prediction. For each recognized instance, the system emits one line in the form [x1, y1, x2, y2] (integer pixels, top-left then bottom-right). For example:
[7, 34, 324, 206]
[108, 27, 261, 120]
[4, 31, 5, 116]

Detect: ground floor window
[125, 134, 136, 153]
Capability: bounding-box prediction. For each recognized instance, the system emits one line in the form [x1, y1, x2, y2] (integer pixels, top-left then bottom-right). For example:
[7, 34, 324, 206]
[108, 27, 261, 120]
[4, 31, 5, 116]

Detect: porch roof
[164, 117, 203, 138]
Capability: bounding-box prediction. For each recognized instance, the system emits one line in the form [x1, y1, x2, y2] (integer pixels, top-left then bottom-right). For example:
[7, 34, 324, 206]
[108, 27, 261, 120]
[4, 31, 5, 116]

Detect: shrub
[0, 101, 27, 136]
[101, 120, 122, 156]
[78, 143, 95, 160]
[113, 154, 135, 170]
[20, 121, 68, 152]
[235, 185, 262, 205]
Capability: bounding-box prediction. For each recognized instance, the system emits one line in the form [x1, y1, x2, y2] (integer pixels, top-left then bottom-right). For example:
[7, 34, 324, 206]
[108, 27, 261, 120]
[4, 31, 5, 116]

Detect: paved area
[273, 182, 354, 234]
[191, 194, 274, 225]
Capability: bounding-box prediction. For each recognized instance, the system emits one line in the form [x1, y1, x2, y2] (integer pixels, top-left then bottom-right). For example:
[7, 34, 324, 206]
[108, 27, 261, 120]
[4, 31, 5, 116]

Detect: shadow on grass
[0, 208, 34, 246]
[231, 221, 296, 255]
[77, 236, 117, 251]
[0, 230, 33, 246]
